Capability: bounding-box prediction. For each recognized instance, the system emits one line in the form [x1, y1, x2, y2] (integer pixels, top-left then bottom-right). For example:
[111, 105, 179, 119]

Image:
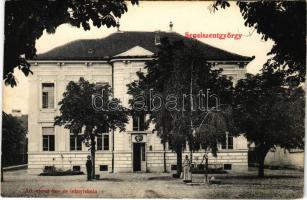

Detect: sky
[3, 1, 274, 114]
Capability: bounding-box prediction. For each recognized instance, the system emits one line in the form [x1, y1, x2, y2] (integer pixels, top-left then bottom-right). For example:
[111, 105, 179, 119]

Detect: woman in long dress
[183, 155, 192, 183]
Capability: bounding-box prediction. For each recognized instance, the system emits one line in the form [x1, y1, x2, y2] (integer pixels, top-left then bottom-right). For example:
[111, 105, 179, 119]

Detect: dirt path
[1, 169, 304, 198]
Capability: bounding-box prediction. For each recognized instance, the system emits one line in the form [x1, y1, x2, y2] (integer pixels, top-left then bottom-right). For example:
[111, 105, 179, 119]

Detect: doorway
[133, 143, 145, 172]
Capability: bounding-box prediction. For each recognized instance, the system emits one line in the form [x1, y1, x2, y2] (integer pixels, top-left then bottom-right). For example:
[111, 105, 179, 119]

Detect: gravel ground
[0, 168, 304, 198]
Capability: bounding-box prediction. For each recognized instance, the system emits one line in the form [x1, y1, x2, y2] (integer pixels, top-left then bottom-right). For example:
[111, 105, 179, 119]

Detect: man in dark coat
[86, 155, 92, 181]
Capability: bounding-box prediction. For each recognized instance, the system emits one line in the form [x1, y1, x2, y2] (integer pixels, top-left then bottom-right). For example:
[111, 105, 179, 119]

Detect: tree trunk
[111, 130, 114, 173]
[205, 154, 208, 183]
[176, 146, 182, 176]
[163, 142, 167, 173]
[258, 156, 265, 177]
[1, 152, 3, 182]
[257, 146, 269, 178]
[90, 136, 96, 179]
[1, 166, 3, 182]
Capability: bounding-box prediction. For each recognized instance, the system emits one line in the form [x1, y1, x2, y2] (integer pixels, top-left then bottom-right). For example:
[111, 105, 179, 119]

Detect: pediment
[114, 46, 154, 57]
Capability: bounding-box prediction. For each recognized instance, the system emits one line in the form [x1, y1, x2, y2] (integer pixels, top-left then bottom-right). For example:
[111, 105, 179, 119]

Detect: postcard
[1, 0, 305, 198]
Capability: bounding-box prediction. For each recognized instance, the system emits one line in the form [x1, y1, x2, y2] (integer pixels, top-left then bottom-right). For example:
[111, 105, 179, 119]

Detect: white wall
[27, 58, 249, 174]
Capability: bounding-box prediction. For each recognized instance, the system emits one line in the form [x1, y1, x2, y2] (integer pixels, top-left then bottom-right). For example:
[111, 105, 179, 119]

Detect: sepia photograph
[1, 0, 305, 199]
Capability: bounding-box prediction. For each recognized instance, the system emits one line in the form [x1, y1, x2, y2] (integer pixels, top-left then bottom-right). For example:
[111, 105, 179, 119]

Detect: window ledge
[126, 131, 151, 134]
[40, 108, 57, 112]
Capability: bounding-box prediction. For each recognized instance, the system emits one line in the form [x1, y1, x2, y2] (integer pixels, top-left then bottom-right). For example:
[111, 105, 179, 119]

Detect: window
[103, 134, 109, 150]
[171, 165, 177, 170]
[42, 83, 54, 108]
[239, 63, 245, 69]
[70, 135, 82, 150]
[70, 136, 82, 151]
[70, 129, 82, 151]
[228, 136, 233, 149]
[100, 165, 108, 171]
[42, 127, 55, 151]
[224, 164, 232, 170]
[97, 125, 109, 151]
[97, 134, 109, 150]
[73, 166, 81, 172]
[221, 132, 233, 150]
[133, 114, 145, 131]
[155, 32, 161, 45]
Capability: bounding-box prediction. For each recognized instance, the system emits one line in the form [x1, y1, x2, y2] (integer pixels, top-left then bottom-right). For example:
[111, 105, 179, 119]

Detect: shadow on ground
[218, 175, 301, 179]
[97, 178, 123, 182]
[147, 176, 175, 181]
[144, 190, 165, 198]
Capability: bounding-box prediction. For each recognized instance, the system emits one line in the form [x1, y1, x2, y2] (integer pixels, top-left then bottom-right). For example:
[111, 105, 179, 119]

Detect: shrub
[40, 166, 84, 176]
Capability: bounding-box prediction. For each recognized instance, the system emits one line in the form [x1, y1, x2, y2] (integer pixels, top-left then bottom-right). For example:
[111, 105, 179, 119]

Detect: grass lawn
[1, 168, 303, 198]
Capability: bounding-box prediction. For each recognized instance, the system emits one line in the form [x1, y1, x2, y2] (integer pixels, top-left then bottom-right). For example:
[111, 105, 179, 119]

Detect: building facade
[28, 31, 253, 174]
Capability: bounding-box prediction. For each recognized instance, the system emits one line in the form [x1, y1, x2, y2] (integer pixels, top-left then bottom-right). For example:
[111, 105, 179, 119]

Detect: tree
[127, 38, 235, 176]
[2, 112, 27, 181]
[212, 1, 306, 85]
[194, 104, 235, 182]
[127, 39, 185, 175]
[4, 0, 138, 87]
[233, 70, 305, 177]
[54, 78, 128, 179]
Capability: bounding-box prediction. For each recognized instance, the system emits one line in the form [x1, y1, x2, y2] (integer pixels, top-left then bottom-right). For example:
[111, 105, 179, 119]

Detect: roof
[36, 31, 253, 62]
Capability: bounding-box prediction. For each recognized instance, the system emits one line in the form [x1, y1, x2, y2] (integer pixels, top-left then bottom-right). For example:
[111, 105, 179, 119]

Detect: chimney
[169, 21, 173, 32]
[154, 31, 161, 45]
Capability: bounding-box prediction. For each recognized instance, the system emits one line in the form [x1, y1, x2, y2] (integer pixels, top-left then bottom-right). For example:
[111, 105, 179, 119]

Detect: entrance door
[133, 143, 145, 172]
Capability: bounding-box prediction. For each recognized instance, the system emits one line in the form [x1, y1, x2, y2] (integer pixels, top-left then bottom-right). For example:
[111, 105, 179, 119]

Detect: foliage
[195, 105, 235, 157]
[40, 166, 84, 176]
[191, 165, 227, 174]
[213, 1, 306, 85]
[233, 69, 305, 177]
[4, 0, 138, 87]
[2, 112, 27, 167]
[54, 77, 128, 178]
[55, 78, 128, 134]
[127, 38, 235, 174]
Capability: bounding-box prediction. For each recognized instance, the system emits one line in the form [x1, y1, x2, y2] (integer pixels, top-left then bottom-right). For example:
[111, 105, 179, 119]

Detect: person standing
[183, 155, 192, 183]
[86, 155, 92, 181]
